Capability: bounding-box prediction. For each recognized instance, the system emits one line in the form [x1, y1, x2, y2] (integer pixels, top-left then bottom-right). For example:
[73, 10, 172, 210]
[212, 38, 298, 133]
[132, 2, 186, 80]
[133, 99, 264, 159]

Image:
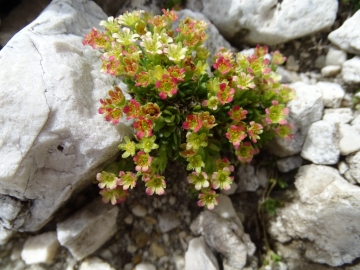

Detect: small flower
[140, 103, 161, 119]
[265, 100, 290, 125]
[100, 187, 128, 205]
[122, 57, 139, 77]
[117, 10, 144, 27]
[140, 32, 163, 55]
[187, 172, 209, 190]
[136, 135, 159, 153]
[133, 116, 153, 139]
[113, 27, 140, 46]
[248, 121, 263, 143]
[96, 171, 119, 189]
[100, 54, 121, 76]
[100, 16, 119, 32]
[98, 99, 122, 124]
[228, 105, 248, 122]
[145, 175, 166, 195]
[193, 61, 208, 79]
[133, 151, 152, 172]
[83, 28, 107, 49]
[155, 74, 178, 100]
[162, 9, 178, 22]
[196, 46, 210, 60]
[186, 132, 208, 150]
[226, 124, 247, 147]
[275, 124, 294, 140]
[179, 143, 196, 158]
[135, 71, 151, 87]
[164, 42, 188, 63]
[232, 72, 255, 90]
[118, 171, 137, 190]
[235, 142, 258, 163]
[215, 158, 234, 172]
[254, 45, 269, 57]
[271, 50, 286, 65]
[118, 136, 136, 158]
[183, 114, 202, 132]
[212, 168, 234, 190]
[197, 189, 219, 210]
[217, 83, 235, 105]
[213, 56, 232, 75]
[202, 96, 219, 110]
[198, 112, 217, 130]
[123, 99, 140, 119]
[167, 66, 186, 81]
[186, 155, 205, 173]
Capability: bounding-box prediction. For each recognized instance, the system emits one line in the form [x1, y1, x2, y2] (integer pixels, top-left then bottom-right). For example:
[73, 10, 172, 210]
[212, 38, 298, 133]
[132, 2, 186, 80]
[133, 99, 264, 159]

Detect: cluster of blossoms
[84, 9, 295, 209]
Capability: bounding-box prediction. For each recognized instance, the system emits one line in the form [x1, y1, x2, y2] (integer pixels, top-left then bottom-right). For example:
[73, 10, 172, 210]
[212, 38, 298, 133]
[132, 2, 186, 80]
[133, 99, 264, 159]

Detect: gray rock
[237, 165, 267, 192]
[328, 10, 360, 54]
[276, 155, 303, 173]
[269, 164, 360, 266]
[135, 262, 157, 270]
[342, 56, 360, 84]
[325, 47, 347, 66]
[186, 0, 338, 45]
[267, 82, 324, 157]
[323, 108, 354, 124]
[191, 211, 255, 269]
[345, 151, 360, 184]
[212, 194, 237, 220]
[21, 231, 59, 264]
[0, 0, 131, 232]
[317, 81, 345, 108]
[158, 213, 181, 233]
[0, 226, 14, 245]
[79, 257, 116, 270]
[339, 124, 360, 155]
[185, 236, 219, 270]
[57, 199, 118, 260]
[321, 65, 342, 77]
[301, 121, 340, 165]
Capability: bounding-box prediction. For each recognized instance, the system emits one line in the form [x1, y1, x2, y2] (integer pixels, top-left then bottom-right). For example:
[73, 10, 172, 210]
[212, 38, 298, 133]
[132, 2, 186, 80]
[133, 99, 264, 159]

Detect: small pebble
[132, 205, 147, 218]
[125, 214, 134, 225]
[169, 196, 176, 205]
[127, 244, 138, 254]
[135, 262, 156, 270]
[150, 242, 166, 258]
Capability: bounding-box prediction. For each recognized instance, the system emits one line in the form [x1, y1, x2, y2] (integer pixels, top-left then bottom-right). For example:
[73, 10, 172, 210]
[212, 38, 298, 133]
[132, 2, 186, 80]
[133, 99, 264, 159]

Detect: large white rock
[345, 151, 360, 184]
[328, 10, 360, 54]
[56, 198, 119, 260]
[186, 0, 338, 45]
[301, 121, 340, 165]
[267, 82, 324, 157]
[323, 108, 354, 124]
[185, 236, 219, 270]
[190, 210, 255, 269]
[342, 56, 360, 84]
[20, 231, 59, 264]
[269, 164, 360, 266]
[0, 0, 131, 232]
[339, 124, 360, 155]
[316, 81, 345, 108]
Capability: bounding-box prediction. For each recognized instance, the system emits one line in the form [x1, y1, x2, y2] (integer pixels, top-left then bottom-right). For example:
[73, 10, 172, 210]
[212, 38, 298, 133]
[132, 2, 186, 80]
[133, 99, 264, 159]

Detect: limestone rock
[323, 108, 354, 124]
[301, 121, 340, 165]
[237, 165, 267, 192]
[56, 198, 118, 260]
[79, 257, 116, 270]
[0, 0, 131, 232]
[185, 236, 219, 270]
[190, 211, 255, 269]
[352, 114, 360, 133]
[21, 231, 59, 264]
[339, 124, 360, 155]
[276, 155, 303, 173]
[345, 151, 360, 184]
[267, 82, 324, 157]
[328, 10, 360, 54]
[212, 194, 237, 220]
[135, 262, 157, 270]
[320, 65, 341, 77]
[342, 56, 360, 84]
[186, 0, 338, 45]
[316, 81, 345, 108]
[325, 47, 347, 66]
[269, 164, 360, 266]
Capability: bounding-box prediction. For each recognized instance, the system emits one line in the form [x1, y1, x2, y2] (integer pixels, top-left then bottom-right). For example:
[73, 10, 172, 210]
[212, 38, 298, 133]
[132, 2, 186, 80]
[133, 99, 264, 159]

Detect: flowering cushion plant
[84, 9, 294, 209]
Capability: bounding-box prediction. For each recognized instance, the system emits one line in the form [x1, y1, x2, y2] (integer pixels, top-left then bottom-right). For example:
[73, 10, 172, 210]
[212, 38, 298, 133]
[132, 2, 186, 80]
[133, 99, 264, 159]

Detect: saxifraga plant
[83, 9, 295, 209]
